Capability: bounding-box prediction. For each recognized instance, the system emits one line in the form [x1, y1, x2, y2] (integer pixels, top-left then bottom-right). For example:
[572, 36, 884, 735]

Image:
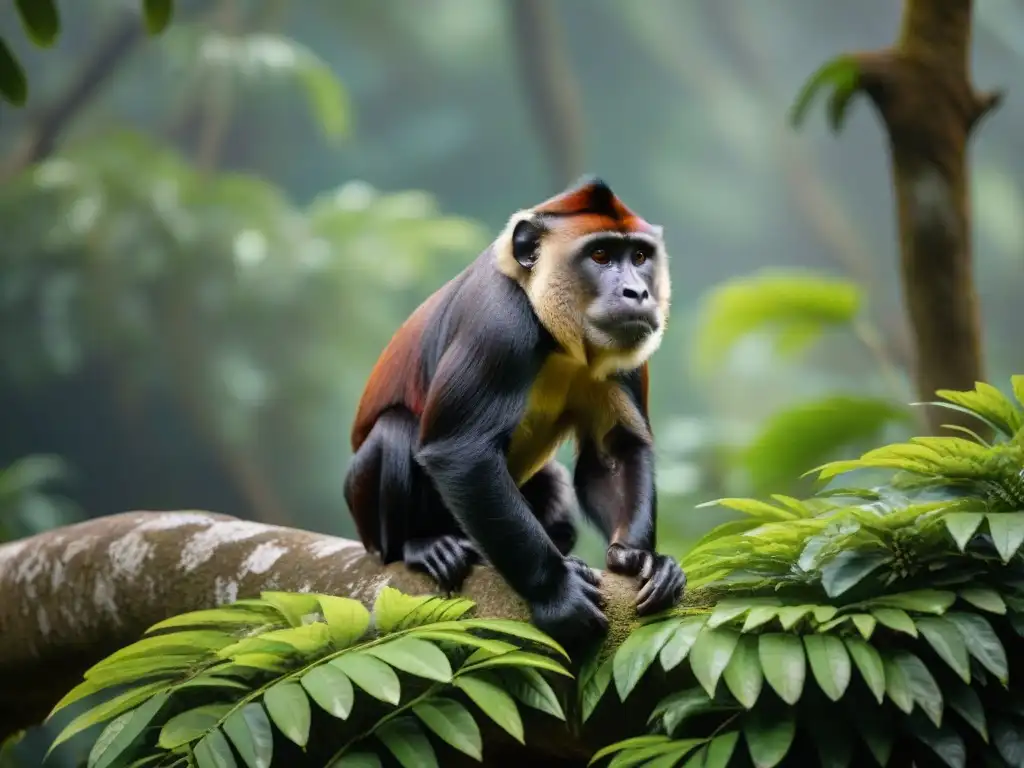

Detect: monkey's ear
[512, 218, 543, 270]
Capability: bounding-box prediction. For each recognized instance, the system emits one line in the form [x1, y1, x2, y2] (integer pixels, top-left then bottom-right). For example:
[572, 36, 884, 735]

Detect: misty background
[0, 0, 1021, 591]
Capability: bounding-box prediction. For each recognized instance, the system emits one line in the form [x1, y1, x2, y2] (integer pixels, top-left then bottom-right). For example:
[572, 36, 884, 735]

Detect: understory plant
[43, 375, 1024, 767]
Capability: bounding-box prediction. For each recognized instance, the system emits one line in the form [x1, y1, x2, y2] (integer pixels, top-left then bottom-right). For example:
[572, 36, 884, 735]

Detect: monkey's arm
[414, 324, 606, 642]
[573, 369, 685, 615]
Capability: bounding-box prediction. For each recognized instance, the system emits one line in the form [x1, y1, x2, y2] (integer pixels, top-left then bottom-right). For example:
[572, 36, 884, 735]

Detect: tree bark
[843, 0, 999, 433]
[0, 511, 653, 754]
[506, 0, 586, 189]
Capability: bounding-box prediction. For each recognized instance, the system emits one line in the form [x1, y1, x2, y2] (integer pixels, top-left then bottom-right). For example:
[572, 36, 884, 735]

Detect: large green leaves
[691, 270, 862, 375]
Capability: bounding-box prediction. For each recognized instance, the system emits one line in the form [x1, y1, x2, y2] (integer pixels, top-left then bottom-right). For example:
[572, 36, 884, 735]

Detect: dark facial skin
[577, 236, 662, 350]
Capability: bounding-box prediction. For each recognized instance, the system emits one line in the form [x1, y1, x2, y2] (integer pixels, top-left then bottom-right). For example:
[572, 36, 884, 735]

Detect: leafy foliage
[691, 270, 862, 376]
[58, 375, 1024, 766]
[49, 587, 571, 767]
[790, 55, 863, 133]
[586, 376, 1024, 766]
[0, 454, 80, 542]
[0, 0, 175, 106]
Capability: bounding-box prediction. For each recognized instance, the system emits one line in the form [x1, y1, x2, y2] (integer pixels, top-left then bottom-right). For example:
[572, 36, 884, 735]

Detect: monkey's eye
[632, 249, 648, 266]
[591, 248, 610, 265]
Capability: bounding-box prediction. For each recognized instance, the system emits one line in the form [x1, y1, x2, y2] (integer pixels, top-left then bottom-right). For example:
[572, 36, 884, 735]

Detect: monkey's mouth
[594, 312, 659, 347]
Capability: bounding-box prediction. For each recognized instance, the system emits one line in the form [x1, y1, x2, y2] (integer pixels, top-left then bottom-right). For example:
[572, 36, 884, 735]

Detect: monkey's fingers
[634, 558, 686, 616]
[605, 543, 650, 577]
[566, 555, 601, 586]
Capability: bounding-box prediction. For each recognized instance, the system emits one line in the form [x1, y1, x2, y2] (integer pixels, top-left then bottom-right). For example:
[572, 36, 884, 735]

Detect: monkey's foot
[606, 544, 686, 616]
[403, 535, 479, 594]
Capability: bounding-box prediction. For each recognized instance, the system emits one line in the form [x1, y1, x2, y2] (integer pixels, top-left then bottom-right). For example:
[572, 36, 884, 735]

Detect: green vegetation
[46, 376, 1024, 766]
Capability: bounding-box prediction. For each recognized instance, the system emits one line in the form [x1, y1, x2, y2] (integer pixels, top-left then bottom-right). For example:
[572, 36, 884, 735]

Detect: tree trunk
[840, 0, 999, 433]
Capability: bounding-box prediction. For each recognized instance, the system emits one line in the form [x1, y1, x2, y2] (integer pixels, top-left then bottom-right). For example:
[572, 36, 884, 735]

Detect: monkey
[343, 176, 685, 645]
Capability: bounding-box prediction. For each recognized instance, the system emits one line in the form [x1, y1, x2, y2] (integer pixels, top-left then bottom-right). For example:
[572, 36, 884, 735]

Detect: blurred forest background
[0, 0, 1022, 582]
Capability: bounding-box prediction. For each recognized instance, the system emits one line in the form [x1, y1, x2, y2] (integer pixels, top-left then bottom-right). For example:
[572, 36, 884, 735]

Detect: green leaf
[804, 634, 850, 702]
[194, 729, 237, 768]
[744, 707, 797, 768]
[659, 616, 708, 671]
[844, 637, 885, 704]
[176, 675, 250, 692]
[947, 680, 988, 742]
[500, 668, 564, 721]
[460, 619, 568, 659]
[222, 704, 273, 768]
[331, 654, 401, 705]
[142, 0, 174, 35]
[301, 663, 355, 719]
[790, 55, 861, 131]
[987, 512, 1024, 563]
[15, 0, 60, 46]
[742, 396, 909, 495]
[47, 679, 172, 756]
[758, 634, 806, 705]
[159, 704, 232, 749]
[147, 607, 279, 633]
[589, 736, 672, 766]
[943, 611, 1009, 684]
[705, 731, 740, 768]
[649, 687, 735, 737]
[958, 587, 1006, 614]
[608, 740, 703, 768]
[259, 592, 321, 627]
[871, 607, 918, 637]
[92, 630, 235, 669]
[579, 653, 612, 723]
[852, 698, 894, 766]
[907, 716, 966, 768]
[821, 550, 892, 598]
[88, 693, 168, 768]
[414, 630, 517, 656]
[707, 600, 755, 629]
[263, 681, 311, 747]
[916, 617, 971, 683]
[894, 652, 943, 727]
[454, 673, 523, 744]
[850, 614, 876, 640]
[692, 270, 861, 374]
[722, 635, 762, 709]
[462, 650, 571, 678]
[993, 718, 1024, 766]
[412, 698, 482, 761]
[52, 656, 193, 715]
[0, 38, 26, 106]
[367, 637, 453, 682]
[689, 627, 740, 698]
[869, 589, 956, 615]
[944, 513, 985, 551]
[741, 606, 780, 632]
[318, 595, 371, 648]
[613, 618, 681, 700]
[777, 605, 814, 630]
[883, 656, 914, 714]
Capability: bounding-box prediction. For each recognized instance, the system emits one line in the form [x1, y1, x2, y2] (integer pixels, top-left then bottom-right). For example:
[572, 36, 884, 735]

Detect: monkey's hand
[606, 543, 686, 616]
[404, 535, 480, 595]
[529, 555, 607, 647]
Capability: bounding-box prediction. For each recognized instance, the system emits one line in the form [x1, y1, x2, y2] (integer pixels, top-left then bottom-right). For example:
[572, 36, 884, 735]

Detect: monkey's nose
[622, 284, 650, 304]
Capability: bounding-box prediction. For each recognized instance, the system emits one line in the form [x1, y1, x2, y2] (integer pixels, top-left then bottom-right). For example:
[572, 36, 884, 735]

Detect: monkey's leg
[520, 460, 580, 555]
[347, 408, 479, 592]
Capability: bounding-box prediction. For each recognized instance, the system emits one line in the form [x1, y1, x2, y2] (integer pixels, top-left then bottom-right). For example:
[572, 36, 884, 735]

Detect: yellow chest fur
[506, 353, 649, 486]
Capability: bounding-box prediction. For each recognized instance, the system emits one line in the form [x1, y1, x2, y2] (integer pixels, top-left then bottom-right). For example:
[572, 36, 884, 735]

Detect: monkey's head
[495, 176, 671, 377]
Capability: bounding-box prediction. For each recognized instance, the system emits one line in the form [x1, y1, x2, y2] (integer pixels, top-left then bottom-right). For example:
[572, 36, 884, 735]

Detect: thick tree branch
[848, 0, 998, 433]
[0, 511, 657, 753]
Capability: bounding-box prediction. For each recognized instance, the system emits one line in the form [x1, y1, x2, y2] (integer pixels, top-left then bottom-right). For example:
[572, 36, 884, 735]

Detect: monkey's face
[574, 233, 667, 354]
